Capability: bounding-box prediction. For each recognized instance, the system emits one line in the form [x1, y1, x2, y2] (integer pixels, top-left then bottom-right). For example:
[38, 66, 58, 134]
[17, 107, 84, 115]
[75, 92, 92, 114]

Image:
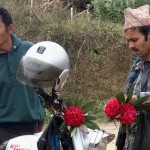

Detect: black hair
[125, 26, 150, 41]
[138, 26, 150, 41]
[0, 7, 13, 27]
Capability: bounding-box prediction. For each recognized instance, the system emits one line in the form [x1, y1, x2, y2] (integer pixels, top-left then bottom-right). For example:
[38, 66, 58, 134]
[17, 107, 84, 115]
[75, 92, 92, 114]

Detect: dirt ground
[99, 122, 119, 150]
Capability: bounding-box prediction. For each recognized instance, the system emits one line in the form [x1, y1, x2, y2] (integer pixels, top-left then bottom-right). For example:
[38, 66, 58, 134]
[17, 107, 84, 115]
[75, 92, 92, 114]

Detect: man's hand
[38, 121, 44, 132]
[125, 95, 137, 102]
[130, 95, 137, 102]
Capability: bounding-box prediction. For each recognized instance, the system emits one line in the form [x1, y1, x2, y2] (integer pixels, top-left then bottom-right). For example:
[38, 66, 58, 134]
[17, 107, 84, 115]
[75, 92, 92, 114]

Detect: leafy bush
[92, 0, 150, 23]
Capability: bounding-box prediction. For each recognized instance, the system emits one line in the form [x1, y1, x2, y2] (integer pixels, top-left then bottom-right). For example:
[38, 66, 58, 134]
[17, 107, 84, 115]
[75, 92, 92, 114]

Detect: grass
[93, 99, 107, 121]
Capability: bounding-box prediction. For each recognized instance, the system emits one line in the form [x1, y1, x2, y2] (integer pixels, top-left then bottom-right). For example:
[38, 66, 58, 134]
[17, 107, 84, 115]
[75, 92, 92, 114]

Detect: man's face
[0, 17, 13, 46]
[125, 28, 150, 60]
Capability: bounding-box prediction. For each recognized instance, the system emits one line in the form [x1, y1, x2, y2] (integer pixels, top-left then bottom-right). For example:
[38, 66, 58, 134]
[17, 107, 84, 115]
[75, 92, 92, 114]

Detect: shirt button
[14, 46, 16, 49]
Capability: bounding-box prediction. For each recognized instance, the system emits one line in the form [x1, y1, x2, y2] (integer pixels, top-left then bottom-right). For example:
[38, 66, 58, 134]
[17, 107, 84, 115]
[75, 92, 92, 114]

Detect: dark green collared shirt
[0, 34, 44, 123]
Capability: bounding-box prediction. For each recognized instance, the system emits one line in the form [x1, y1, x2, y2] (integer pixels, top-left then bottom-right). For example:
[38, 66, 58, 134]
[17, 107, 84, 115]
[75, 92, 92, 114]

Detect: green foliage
[134, 104, 150, 111]
[115, 84, 149, 110]
[63, 96, 100, 130]
[132, 96, 149, 107]
[84, 120, 100, 130]
[59, 122, 66, 131]
[92, 99, 106, 120]
[126, 84, 135, 102]
[121, 123, 127, 132]
[44, 109, 51, 125]
[65, 96, 83, 108]
[116, 92, 125, 104]
[85, 115, 97, 120]
[92, 0, 150, 23]
[65, 96, 106, 119]
[82, 101, 96, 113]
[71, 127, 77, 137]
[90, 49, 99, 60]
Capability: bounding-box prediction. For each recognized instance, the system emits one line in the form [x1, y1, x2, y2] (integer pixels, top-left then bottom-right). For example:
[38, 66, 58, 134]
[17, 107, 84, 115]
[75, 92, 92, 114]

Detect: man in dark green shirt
[0, 7, 44, 143]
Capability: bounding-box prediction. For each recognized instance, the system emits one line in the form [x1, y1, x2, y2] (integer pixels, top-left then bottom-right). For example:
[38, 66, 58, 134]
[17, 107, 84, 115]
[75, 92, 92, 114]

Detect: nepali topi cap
[124, 5, 150, 30]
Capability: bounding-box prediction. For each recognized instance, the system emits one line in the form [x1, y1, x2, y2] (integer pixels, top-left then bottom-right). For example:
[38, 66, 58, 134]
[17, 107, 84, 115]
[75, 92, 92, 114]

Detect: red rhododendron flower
[64, 106, 85, 127]
[117, 103, 136, 125]
[104, 98, 121, 118]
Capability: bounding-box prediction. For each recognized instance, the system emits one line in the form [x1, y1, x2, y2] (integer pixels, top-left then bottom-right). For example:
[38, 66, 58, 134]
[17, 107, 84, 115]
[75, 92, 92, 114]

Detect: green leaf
[121, 124, 127, 132]
[132, 96, 149, 106]
[116, 92, 125, 103]
[71, 127, 77, 137]
[82, 101, 96, 113]
[65, 99, 74, 107]
[85, 115, 97, 121]
[74, 98, 82, 107]
[84, 120, 100, 130]
[114, 113, 120, 119]
[59, 122, 67, 131]
[135, 117, 140, 124]
[105, 118, 114, 123]
[65, 97, 83, 108]
[126, 84, 135, 102]
[134, 104, 150, 111]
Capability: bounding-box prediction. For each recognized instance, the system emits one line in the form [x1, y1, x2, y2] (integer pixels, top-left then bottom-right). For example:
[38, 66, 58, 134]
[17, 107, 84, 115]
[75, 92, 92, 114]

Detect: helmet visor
[16, 57, 62, 88]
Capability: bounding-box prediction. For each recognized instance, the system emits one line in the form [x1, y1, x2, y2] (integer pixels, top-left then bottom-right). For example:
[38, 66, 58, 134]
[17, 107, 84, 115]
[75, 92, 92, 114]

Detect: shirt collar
[0, 34, 21, 55]
[135, 59, 149, 71]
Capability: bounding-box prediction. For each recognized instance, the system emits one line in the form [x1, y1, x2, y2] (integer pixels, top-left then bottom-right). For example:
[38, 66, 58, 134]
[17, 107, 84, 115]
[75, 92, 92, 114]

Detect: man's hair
[125, 26, 150, 41]
[0, 7, 13, 27]
[138, 26, 150, 41]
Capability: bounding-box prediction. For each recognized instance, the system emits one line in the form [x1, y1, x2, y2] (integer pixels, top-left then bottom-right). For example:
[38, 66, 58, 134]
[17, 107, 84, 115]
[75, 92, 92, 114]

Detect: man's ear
[7, 24, 14, 34]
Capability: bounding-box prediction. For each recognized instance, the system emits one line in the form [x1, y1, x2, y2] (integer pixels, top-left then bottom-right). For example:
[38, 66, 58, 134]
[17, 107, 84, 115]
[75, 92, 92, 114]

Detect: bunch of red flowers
[61, 99, 100, 132]
[64, 106, 85, 127]
[104, 98, 137, 125]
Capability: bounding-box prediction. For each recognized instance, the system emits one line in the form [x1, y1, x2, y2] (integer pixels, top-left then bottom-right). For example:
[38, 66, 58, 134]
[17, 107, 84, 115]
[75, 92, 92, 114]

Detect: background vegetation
[92, 0, 150, 23]
[1, 0, 149, 121]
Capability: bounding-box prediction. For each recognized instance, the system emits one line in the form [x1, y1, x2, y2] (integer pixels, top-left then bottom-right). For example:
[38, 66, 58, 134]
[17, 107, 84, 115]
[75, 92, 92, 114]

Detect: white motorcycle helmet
[16, 41, 69, 91]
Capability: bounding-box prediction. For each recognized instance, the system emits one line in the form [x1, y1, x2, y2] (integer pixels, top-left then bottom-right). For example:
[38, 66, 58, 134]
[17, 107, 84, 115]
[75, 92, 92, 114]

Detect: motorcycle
[0, 88, 115, 150]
